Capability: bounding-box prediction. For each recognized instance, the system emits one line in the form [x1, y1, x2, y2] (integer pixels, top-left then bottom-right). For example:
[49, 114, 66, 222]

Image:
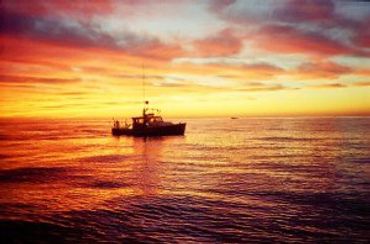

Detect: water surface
[0, 118, 369, 242]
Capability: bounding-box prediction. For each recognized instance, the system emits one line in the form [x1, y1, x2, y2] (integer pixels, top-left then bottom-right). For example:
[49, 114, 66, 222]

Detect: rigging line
[142, 63, 146, 103]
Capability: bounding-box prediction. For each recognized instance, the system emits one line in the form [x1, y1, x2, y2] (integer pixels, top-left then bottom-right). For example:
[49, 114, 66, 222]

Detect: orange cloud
[0, 34, 176, 79]
[353, 81, 370, 87]
[129, 40, 186, 61]
[171, 59, 284, 82]
[253, 25, 364, 58]
[0, 75, 81, 86]
[193, 29, 242, 57]
[291, 61, 352, 80]
[237, 84, 287, 92]
[307, 83, 347, 89]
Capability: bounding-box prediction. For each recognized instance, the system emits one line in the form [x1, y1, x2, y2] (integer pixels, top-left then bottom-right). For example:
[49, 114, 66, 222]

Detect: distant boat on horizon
[112, 101, 186, 137]
[230, 117, 239, 119]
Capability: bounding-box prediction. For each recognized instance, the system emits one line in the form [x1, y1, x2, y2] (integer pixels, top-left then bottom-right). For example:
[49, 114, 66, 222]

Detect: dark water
[0, 117, 369, 243]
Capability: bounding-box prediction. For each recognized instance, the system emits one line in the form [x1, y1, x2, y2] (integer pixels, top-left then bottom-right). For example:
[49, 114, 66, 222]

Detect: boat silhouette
[112, 101, 186, 137]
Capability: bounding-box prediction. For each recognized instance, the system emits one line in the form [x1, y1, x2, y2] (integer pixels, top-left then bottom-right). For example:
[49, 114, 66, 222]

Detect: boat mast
[142, 64, 148, 116]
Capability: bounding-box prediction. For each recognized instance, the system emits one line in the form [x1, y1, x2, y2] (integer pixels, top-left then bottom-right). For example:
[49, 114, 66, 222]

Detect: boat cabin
[132, 113, 166, 129]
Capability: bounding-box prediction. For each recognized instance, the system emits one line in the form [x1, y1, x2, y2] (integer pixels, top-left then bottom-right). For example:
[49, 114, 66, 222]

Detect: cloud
[241, 63, 283, 73]
[217, 62, 285, 81]
[274, 1, 370, 52]
[208, 0, 237, 13]
[173, 58, 283, 77]
[40, 103, 88, 109]
[353, 81, 370, 87]
[355, 31, 370, 48]
[236, 83, 288, 92]
[0, 9, 186, 61]
[115, 74, 163, 80]
[59, 92, 87, 96]
[208, 0, 370, 57]
[0, 75, 81, 84]
[1, 0, 113, 19]
[307, 83, 347, 89]
[208, 0, 281, 24]
[152, 81, 189, 88]
[352, 16, 370, 48]
[208, 0, 336, 25]
[293, 61, 352, 80]
[253, 24, 368, 58]
[274, 0, 335, 23]
[353, 68, 370, 76]
[128, 39, 185, 60]
[193, 28, 243, 57]
[0, 10, 117, 50]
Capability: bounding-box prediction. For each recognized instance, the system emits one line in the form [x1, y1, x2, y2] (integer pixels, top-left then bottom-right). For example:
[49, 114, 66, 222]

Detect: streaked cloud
[307, 83, 347, 89]
[353, 81, 370, 87]
[0, 75, 82, 84]
[292, 61, 353, 80]
[193, 28, 243, 57]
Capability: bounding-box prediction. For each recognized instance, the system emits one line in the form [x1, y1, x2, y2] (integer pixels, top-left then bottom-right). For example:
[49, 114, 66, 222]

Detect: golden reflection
[130, 137, 164, 196]
[67, 136, 167, 210]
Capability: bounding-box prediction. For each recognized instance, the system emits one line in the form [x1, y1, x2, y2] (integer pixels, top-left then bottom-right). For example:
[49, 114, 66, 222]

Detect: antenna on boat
[142, 64, 148, 105]
[142, 63, 149, 116]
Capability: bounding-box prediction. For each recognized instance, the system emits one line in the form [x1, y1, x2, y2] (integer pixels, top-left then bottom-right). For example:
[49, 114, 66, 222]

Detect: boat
[231, 117, 238, 119]
[112, 101, 186, 137]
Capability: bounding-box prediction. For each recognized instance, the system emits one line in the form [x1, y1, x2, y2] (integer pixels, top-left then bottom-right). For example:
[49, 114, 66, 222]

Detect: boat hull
[112, 123, 186, 137]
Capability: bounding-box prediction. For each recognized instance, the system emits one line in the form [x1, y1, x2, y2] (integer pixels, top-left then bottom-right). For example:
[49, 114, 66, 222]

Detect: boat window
[133, 118, 144, 124]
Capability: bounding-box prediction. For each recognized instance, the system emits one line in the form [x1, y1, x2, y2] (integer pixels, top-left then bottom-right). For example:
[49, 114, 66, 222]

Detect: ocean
[0, 117, 369, 243]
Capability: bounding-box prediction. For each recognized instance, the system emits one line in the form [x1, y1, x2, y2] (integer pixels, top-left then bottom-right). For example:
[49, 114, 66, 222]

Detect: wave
[256, 136, 318, 142]
[0, 167, 67, 183]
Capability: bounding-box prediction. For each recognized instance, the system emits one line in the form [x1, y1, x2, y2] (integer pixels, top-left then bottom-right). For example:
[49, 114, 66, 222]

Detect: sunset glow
[1, 0, 370, 118]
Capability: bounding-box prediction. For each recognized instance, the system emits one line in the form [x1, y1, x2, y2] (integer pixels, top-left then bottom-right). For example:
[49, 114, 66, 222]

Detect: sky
[1, 0, 370, 118]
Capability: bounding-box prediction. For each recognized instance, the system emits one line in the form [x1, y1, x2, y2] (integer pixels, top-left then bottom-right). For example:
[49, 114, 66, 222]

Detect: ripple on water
[0, 167, 68, 184]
